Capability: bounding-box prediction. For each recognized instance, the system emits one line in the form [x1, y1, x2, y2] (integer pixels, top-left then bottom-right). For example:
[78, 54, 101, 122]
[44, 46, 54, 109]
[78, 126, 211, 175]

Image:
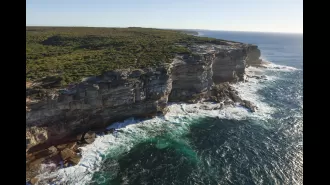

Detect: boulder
[56, 142, 77, 151]
[200, 105, 209, 110]
[26, 145, 60, 182]
[56, 143, 68, 151]
[48, 146, 58, 154]
[60, 148, 76, 160]
[68, 155, 81, 165]
[44, 152, 62, 165]
[229, 91, 242, 103]
[83, 131, 96, 144]
[26, 157, 46, 182]
[224, 100, 234, 106]
[60, 148, 81, 166]
[76, 133, 83, 140]
[30, 177, 39, 185]
[219, 103, 224, 109]
[241, 100, 257, 112]
[104, 128, 115, 135]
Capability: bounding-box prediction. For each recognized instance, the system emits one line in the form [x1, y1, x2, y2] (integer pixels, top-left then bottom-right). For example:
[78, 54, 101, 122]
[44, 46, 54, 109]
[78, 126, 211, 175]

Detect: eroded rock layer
[26, 66, 172, 147]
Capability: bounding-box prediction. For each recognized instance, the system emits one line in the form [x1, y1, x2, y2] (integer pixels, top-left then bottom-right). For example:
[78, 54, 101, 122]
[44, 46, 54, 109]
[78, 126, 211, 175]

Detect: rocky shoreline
[26, 41, 263, 184]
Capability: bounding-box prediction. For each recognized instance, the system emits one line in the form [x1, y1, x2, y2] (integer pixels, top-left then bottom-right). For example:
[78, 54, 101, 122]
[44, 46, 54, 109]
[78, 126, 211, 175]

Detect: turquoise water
[41, 31, 303, 185]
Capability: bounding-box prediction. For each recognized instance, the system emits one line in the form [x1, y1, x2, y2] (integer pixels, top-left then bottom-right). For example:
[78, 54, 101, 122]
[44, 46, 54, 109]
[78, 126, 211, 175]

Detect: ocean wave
[36, 62, 291, 185]
[197, 32, 204, 36]
[259, 58, 299, 72]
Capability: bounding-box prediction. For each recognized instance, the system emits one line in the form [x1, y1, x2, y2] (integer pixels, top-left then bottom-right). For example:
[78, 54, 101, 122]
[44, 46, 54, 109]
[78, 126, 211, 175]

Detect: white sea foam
[39, 163, 58, 175]
[37, 117, 190, 185]
[197, 32, 204, 36]
[264, 63, 298, 72]
[259, 58, 299, 72]
[36, 61, 294, 185]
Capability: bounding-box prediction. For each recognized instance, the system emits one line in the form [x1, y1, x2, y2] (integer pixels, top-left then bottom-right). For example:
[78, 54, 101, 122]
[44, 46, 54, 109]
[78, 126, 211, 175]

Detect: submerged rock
[200, 105, 213, 110]
[241, 100, 258, 112]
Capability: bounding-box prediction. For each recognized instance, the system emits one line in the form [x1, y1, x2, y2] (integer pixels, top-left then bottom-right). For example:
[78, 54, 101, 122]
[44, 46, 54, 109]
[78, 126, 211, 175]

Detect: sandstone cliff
[26, 41, 261, 182]
[26, 42, 261, 148]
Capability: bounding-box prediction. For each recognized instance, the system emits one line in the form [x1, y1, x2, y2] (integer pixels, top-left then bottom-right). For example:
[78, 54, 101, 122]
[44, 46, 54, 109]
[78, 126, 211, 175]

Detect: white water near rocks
[36, 62, 299, 185]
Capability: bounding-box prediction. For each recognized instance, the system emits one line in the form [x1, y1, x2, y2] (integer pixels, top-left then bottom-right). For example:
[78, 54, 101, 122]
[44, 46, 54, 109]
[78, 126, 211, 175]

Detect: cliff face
[168, 43, 259, 102]
[246, 45, 262, 66]
[168, 53, 214, 102]
[26, 42, 261, 149]
[26, 67, 172, 148]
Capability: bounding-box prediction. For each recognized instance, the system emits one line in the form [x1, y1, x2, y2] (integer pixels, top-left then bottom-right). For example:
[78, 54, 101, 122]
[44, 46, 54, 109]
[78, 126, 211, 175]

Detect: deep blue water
[199, 30, 303, 69]
[50, 31, 303, 185]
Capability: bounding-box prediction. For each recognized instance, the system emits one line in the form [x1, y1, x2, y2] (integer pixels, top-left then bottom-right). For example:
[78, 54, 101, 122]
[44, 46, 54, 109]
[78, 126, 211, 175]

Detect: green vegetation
[26, 27, 221, 85]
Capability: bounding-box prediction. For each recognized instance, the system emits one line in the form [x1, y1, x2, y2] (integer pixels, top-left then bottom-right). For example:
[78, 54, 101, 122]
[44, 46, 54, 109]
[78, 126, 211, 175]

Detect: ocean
[39, 30, 303, 185]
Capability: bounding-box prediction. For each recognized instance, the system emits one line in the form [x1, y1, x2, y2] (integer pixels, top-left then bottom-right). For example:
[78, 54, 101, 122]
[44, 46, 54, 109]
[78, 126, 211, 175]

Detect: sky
[26, 0, 303, 33]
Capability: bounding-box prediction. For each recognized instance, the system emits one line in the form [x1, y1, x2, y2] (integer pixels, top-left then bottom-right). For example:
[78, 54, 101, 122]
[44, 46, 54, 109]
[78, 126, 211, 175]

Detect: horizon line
[26, 25, 303, 34]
